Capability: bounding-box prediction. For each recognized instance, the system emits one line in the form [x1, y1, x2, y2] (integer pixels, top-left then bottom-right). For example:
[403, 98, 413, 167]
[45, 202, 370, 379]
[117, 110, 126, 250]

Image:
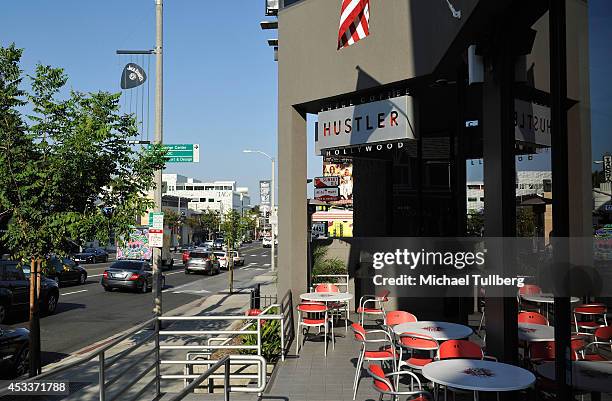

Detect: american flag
[337, 0, 370, 50]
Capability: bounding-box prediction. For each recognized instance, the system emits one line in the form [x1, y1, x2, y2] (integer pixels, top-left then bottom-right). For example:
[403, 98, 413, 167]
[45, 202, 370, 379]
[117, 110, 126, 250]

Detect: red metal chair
[295, 303, 333, 357]
[385, 310, 418, 327]
[518, 311, 549, 326]
[527, 341, 578, 366]
[351, 323, 397, 400]
[573, 303, 608, 335]
[314, 283, 339, 292]
[517, 285, 543, 313]
[397, 332, 439, 374]
[315, 283, 350, 331]
[368, 364, 432, 401]
[437, 340, 485, 360]
[358, 289, 390, 326]
[595, 325, 612, 351]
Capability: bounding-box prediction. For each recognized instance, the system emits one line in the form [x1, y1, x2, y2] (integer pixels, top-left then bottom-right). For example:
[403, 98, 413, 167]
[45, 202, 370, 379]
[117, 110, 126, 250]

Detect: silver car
[184, 251, 220, 275]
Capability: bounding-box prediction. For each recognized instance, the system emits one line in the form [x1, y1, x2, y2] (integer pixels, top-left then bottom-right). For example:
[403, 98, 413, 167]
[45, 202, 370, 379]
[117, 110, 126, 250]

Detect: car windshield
[189, 252, 209, 259]
[84, 248, 95, 253]
[110, 261, 143, 271]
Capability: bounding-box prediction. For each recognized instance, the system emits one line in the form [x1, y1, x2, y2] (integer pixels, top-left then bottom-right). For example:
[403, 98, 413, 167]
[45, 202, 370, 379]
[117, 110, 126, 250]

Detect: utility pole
[153, 0, 163, 396]
[271, 157, 276, 272]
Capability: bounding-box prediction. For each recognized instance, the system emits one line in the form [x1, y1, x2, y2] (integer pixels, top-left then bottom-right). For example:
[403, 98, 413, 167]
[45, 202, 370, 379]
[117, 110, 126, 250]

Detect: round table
[518, 323, 555, 342]
[520, 293, 580, 321]
[536, 361, 612, 397]
[393, 321, 473, 341]
[299, 292, 353, 302]
[422, 359, 535, 394]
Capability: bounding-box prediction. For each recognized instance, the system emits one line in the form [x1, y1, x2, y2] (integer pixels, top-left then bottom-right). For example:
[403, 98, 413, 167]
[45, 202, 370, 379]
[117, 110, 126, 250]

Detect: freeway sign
[150, 144, 200, 163]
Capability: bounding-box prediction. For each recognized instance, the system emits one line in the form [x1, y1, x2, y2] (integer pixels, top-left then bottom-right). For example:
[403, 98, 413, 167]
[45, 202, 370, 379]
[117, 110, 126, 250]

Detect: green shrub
[312, 257, 346, 283]
[239, 308, 282, 362]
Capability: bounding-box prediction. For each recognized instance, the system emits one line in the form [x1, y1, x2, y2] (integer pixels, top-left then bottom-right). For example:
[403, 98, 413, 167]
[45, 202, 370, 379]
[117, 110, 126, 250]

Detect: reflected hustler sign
[315, 95, 416, 154]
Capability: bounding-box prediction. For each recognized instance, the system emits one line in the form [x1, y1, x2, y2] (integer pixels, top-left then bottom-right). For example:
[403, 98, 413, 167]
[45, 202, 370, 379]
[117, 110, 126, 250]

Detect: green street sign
[149, 144, 200, 163]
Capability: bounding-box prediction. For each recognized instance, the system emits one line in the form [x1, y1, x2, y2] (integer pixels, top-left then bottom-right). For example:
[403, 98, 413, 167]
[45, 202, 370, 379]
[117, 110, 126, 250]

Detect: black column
[550, 0, 572, 399]
[482, 33, 518, 365]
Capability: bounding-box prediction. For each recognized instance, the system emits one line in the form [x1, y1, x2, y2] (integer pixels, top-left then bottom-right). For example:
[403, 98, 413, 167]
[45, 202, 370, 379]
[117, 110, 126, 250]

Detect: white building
[467, 171, 552, 212]
[162, 174, 251, 215]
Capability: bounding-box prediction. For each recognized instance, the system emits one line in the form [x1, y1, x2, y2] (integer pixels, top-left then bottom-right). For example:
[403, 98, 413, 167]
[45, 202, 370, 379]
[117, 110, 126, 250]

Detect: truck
[116, 227, 174, 269]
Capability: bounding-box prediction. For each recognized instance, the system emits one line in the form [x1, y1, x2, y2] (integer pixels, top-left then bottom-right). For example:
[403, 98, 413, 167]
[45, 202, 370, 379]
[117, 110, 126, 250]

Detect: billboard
[314, 187, 340, 202]
[315, 95, 416, 154]
[323, 160, 353, 205]
[259, 180, 271, 216]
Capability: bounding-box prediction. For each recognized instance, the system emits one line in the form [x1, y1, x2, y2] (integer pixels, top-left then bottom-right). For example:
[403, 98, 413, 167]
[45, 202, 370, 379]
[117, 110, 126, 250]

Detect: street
[4, 243, 273, 368]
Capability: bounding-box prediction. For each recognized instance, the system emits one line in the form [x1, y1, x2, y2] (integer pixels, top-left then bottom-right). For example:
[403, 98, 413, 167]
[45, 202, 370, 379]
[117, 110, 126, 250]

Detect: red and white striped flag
[337, 0, 370, 50]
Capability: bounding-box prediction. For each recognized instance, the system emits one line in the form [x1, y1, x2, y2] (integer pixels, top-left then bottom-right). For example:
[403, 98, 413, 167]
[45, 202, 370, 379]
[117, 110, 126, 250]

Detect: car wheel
[13, 345, 29, 377]
[79, 273, 87, 285]
[141, 280, 148, 293]
[0, 303, 7, 324]
[44, 293, 58, 315]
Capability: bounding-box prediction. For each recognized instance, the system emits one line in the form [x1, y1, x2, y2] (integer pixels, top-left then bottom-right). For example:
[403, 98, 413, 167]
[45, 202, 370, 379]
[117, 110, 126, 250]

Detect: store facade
[275, 0, 593, 397]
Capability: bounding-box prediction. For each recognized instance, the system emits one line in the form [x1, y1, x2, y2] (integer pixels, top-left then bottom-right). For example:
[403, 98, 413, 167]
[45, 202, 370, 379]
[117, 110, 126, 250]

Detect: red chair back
[519, 284, 542, 295]
[399, 332, 438, 351]
[529, 341, 578, 361]
[385, 311, 417, 327]
[518, 311, 549, 325]
[368, 364, 393, 392]
[351, 323, 367, 341]
[377, 289, 390, 301]
[314, 283, 339, 293]
[246, 308, 262, 316]
[438, 340, 483, 360]
[574, 304, 607, 315]
[297, 303, 327, 313]
[595, 326, 612, 341]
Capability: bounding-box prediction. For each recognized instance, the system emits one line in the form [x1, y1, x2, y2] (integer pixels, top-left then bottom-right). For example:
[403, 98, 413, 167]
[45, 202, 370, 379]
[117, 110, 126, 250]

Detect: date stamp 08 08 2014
[0, 381, 70, 396]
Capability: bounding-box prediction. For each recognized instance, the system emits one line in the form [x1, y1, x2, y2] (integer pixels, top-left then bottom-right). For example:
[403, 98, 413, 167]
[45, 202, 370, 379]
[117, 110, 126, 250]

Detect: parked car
[184, 251, 220, 275]
[204, 240, 214, 248]
[0, 261, 60, 324]
[231, 251, 245, 266]
[0, 326, 29, 378]
[213, 239, 224, 250]
[23, 256, 87, 287]
[101, 260, 163, 293]
[73, 247, 108, 264]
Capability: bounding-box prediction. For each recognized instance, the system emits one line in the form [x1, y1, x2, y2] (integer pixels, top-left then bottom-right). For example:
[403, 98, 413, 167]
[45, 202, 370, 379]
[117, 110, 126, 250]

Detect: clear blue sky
[2, 1, 611, 197]
[0, 0, 281, 204]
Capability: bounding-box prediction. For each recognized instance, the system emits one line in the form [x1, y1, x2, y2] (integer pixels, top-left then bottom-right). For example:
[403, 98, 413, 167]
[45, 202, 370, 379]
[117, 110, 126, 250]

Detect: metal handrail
[166, 355, 267, 401]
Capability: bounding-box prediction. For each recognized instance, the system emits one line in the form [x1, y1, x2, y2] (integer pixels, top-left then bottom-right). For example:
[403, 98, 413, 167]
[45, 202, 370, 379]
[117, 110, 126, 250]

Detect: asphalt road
[5, 243, 273, 367]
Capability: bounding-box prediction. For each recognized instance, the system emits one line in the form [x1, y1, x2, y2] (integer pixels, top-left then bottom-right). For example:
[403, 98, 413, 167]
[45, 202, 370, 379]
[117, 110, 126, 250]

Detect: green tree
[220, 209, 243, 293]
[0, 45, 166, 375]
[516, 207, 536, 237]
[186, 209, 220, 242]
[466, 210, 484, 237]
[240, 212, 257, 241]
[163, 209, 181, 247]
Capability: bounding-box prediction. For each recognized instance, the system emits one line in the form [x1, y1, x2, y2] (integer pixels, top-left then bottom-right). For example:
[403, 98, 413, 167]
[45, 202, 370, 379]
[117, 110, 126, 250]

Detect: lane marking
[164, 271, 184, 276]
[61, 289, 88, 296]
[89, 273, 103, 278]
[263, 263, 271, 267]
[171, 289, 210, 295]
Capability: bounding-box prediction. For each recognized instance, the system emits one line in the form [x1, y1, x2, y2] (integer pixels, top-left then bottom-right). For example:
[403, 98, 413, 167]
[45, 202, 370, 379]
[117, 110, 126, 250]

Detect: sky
[0, 1, 282, 204]
[2, 1, 611, 200]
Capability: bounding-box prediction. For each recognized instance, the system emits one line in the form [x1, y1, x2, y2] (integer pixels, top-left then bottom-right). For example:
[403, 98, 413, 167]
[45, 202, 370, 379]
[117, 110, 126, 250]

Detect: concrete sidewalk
[2, 273, 277, 401]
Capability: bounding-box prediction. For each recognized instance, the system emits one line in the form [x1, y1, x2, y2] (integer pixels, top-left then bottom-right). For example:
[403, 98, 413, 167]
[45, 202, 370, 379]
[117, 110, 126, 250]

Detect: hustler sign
[315, 95, 416, 154]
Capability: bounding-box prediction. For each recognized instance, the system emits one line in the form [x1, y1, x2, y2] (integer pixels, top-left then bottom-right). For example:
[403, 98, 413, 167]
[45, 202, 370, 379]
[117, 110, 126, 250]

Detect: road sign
[314, 187, 340, 202]
[604, 154, 612, 182]
[151, 144, 200, 163]
[148, 212, 164, 229]
[148, 229, 163, 247]
[314, 176, 340, 188]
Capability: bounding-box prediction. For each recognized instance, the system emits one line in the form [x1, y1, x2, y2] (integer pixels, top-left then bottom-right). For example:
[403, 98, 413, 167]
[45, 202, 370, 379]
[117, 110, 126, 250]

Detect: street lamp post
[243, 150, 276, 272]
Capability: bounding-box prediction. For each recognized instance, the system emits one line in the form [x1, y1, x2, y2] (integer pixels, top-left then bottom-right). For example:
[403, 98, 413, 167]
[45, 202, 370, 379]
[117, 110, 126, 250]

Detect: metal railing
[0, 290, 294, 401]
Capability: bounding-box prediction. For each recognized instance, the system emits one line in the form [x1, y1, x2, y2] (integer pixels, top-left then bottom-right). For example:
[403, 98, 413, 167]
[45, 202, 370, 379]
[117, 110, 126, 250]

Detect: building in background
[162, 173, 251, 215]
[467, 171, 552, 212]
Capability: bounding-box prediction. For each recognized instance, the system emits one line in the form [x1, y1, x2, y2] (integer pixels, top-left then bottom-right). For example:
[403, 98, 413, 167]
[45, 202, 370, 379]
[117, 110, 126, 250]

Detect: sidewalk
[3, 273, 276, 401]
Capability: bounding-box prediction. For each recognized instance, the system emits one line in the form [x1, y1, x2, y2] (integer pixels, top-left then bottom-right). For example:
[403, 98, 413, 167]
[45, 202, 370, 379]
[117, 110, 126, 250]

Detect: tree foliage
[0, 44, 166, 265]
[186, 209, 220, 240]
[221, 209, 243, 251]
